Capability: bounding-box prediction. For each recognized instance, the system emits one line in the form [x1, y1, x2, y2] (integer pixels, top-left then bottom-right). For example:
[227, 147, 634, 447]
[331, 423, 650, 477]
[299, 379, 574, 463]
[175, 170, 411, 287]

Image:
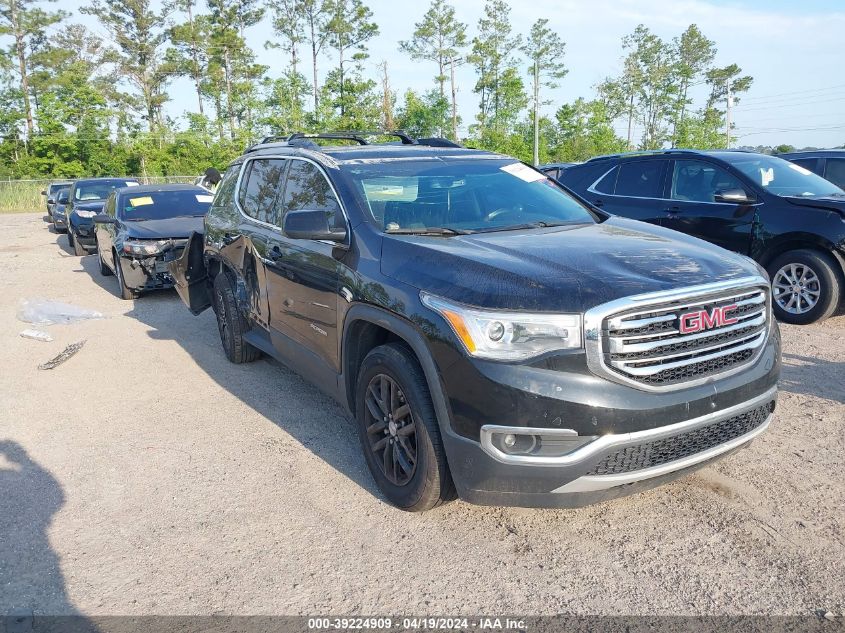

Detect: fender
[206, 252, 252, 316]
[341, 304, 455, 440]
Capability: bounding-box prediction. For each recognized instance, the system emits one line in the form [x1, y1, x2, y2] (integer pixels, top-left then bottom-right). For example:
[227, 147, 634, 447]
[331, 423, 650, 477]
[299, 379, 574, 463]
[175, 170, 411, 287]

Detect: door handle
[664, 206, 681, 214]
[269, 245, 283, 261]
[222, 232, 237, 245]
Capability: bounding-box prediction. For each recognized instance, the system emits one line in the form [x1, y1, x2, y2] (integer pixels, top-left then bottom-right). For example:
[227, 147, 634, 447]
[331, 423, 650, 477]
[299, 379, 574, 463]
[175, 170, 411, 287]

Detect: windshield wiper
[473, 221, 570, 234]
[385, 227, 473, 236]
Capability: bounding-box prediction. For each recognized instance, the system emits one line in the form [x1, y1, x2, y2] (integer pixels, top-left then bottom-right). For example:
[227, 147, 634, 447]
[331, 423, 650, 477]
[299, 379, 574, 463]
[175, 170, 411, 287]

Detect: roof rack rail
[286, 130, 417, 146]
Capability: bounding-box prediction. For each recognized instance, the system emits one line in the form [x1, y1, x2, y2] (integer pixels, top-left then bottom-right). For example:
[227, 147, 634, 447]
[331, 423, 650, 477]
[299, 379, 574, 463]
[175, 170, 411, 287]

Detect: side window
[824, 158, 845, 189]
[671, 159, 746, 203]
[593, 166, 618, 194]
[279, 161, 342, 230]
[790, 158, 820, 175]
[239, 158, 287, 224]
[213, 164, 241, 209]
[614, 160, 664, 198]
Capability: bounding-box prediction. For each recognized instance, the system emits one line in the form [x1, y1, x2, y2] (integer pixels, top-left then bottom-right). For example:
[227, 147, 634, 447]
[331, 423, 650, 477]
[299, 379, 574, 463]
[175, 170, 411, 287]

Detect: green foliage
[396, 89, 449, 138]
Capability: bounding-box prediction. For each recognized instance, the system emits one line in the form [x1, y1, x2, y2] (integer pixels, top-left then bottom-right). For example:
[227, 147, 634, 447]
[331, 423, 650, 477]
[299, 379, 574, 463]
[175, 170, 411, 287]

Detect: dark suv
[66, 177, 140, 256]
[778, 149, 845, 191]
[557, 150, 845, 325]
[171, 133, 780, 511]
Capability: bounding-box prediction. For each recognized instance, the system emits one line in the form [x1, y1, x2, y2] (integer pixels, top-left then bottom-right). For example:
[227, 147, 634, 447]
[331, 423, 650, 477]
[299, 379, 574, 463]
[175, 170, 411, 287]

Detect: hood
[782, 195, 845, 216]
[73, 200, 105, 212]
[123, 216, 205, 239]
[381, 217, 761, 312]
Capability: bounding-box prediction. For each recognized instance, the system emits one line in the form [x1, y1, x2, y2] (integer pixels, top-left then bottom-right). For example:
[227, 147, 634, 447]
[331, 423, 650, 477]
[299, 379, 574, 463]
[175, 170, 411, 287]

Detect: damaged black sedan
[93, 184, 213, 299]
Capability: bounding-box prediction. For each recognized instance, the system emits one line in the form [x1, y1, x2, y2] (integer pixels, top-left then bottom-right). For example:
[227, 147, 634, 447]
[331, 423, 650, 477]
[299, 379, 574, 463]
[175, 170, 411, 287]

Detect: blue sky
[72, 0, 845, 148]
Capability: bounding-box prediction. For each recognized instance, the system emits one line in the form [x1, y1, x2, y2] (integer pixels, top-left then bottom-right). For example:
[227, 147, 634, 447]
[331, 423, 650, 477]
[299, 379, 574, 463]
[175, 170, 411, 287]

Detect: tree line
[0, 0, 754, 178]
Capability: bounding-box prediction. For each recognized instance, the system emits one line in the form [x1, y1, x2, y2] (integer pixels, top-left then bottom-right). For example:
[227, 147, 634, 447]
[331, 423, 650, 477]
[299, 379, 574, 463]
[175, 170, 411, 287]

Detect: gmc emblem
[679, 305, 738, 334]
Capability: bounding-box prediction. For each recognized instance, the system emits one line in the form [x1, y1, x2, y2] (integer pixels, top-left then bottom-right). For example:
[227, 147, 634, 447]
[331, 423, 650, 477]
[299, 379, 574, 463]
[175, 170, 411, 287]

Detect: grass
[0, 176, 197, 214]
[0, 181, 47, 214]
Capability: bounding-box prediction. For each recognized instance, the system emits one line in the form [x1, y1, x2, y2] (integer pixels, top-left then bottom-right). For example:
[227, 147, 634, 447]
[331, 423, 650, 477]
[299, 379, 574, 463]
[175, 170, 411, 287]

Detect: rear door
[823, 157, 845, 190]
[265, 158, 345, 374]
[661, 158, 757, 254]
[586, 158, 669, 226]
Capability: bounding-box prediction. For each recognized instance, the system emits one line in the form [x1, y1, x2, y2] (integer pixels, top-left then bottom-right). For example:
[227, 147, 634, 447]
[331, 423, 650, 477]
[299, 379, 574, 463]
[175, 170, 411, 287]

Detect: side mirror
[283, 209, 346, 242]
[40, 190, 47, 196]
[93, 214, 115, 224]
[714, 189, 754, 204]
[47, 197, 56, 205]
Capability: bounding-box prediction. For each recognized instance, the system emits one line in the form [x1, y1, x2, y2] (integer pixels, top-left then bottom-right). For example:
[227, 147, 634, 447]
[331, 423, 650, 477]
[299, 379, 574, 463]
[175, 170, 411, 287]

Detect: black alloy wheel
[363, 373, 418, 486]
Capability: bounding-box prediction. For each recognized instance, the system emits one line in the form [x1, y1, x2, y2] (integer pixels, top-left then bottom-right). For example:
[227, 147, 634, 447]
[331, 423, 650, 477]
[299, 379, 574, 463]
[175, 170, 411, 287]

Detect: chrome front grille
[585, 278, 771, 391]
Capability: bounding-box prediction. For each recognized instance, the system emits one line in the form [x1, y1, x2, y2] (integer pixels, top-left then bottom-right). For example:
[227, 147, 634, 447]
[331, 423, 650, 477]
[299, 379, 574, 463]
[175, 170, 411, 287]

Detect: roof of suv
[246, 143, 499, 164]
[778, 149, 845, 158]
[583, 149, 763, 164]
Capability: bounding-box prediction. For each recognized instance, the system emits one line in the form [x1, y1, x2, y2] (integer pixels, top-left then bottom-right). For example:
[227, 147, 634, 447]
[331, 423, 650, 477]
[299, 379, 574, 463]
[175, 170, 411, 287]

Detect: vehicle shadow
[77, 251, 115, 294]
[779, 352, 845, 404]
[116, 285, 382, 501]
[53, 233, 75, 257]
[0, 441, 96, 631]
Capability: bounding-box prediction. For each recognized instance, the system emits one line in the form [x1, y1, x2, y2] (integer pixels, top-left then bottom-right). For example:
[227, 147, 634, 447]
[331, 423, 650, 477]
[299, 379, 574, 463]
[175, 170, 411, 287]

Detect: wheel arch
[341, 305, 453, 436]
[756, 233, 845, 278]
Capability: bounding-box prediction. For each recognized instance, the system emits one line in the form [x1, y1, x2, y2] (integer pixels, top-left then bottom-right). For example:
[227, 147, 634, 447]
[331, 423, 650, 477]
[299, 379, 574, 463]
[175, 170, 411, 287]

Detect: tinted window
[671, 159, 746, 203]
[730, 155, 844, 197]
[824, 158, 845, 189]
[347, 159, 596, 233]
[280, 161, 341, 229]
[614, 160, 664, 197]
[790, 158, 820, 175]
[593, 166, 617, 194]
[239, 159, 286, 224]
[214, 164, 241, 209]
[118, 189, 212, 221]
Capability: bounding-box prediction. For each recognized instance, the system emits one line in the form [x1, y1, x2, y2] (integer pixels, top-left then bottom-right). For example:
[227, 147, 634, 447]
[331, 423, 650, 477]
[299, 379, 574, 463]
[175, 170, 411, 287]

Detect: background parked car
[50, 187, 70, 233]
[94, 184, 213, 299]
[778, 149, 845, 190]
[557, 149, 845, 324]
[41, 181, 71, 218]
[539, 162, 576, 182]
[65, 178, 139, 256]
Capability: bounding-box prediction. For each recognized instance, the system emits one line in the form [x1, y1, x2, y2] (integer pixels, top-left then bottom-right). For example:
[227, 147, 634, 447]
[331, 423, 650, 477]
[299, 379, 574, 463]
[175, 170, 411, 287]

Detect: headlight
[122, 239, 168, 256]
[76, 210, 98, 218]
[421, 292, 582, 360]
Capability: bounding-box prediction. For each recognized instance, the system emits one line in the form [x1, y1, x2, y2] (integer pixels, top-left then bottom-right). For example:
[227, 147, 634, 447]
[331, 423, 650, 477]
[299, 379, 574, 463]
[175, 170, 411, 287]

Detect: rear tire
[355, 343, 455, 512]
[767, 249, 841, 325]
[98, 248, 113, 276]
[114, 252, 137, 300]
[212, 272, 261, 363]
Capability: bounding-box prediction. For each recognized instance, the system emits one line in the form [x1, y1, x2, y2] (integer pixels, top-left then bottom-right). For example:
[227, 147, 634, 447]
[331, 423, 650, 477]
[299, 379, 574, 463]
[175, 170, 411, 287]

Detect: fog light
[503, 433, 516, 448]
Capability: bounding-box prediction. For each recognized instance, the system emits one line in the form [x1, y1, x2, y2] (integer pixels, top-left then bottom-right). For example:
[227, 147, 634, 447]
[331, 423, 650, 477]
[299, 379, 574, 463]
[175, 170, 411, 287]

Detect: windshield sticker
[500, 162, 546, 183]
[788, 163, 812, 176]
[760, 167, 774, 186]
[195, 194, 214, 203]
[125, 181, 139, 187]
[128, 196, 154, 207]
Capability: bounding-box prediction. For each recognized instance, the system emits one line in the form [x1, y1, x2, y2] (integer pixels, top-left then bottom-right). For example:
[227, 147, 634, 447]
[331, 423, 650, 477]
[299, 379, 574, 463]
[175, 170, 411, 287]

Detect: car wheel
[212, 271, 261, 363]
[768, 249, 841, 325]
[114, 252, 137, 300]
[71, 230, 86, 256]
[98, 248, 113, 276]
[67, 229, 74, 248]
[355, 343, 455, 512]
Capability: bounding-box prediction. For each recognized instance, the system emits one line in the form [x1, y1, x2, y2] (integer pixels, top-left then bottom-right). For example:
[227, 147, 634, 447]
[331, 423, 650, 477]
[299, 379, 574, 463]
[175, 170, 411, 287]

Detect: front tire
[768, 249, 841, 325]
[355, 343, 454, 512]
[212, 272, 261, 363]
[70, 230, 86, 256]
[98, 248, 113, 276]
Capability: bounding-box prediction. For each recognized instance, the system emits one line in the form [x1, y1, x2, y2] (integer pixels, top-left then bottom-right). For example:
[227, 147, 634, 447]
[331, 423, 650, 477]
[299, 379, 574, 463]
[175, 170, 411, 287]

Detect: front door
[265, 159, 344, 373]
[662, 158, 757, 254]
[96, 193, 117, 267]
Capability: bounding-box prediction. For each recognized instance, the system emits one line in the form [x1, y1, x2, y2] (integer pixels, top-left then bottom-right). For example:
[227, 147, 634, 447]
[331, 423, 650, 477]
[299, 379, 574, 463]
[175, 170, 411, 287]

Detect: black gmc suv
[556, 150, 845, 325]
[171, 133, 781, 511]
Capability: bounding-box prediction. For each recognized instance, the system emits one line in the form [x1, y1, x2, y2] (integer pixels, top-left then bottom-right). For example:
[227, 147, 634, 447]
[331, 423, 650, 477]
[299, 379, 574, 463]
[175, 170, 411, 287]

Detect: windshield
[729, 156, 844, 198]
[75, 180, 138, 201]
[346, 159, 597, 234]
[49, 183, 70, 194]
[118, 189, 213, 221]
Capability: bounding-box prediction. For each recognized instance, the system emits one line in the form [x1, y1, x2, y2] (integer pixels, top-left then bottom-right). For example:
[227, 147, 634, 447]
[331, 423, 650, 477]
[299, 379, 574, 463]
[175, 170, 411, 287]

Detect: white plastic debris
[17, 299, 104, 326]
[19, 329, 53, 342]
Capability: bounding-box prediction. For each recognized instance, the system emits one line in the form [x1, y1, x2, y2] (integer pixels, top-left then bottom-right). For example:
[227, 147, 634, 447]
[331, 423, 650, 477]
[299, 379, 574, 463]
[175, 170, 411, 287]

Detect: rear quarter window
[614, 160, 665, 198]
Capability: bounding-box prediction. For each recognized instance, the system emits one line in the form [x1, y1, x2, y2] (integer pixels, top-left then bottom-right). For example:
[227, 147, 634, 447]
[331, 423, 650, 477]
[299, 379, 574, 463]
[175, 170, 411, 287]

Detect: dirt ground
[1, 212, 843, 618]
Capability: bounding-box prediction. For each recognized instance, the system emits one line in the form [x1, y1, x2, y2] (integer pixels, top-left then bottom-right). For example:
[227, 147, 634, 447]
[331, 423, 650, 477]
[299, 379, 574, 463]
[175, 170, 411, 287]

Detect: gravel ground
[1, 212, 843, 618]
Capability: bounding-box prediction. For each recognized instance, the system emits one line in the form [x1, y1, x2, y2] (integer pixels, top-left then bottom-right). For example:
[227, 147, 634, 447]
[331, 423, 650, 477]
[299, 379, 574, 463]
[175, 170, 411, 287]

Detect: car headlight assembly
[421, 292, 582, 360]
[76, 210, 98, 218]
[122, 239, 168, 256]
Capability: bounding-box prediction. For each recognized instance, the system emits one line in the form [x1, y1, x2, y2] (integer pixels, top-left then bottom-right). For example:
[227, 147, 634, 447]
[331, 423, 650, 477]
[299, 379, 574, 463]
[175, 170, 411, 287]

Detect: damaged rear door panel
[170, 231, 211, 315]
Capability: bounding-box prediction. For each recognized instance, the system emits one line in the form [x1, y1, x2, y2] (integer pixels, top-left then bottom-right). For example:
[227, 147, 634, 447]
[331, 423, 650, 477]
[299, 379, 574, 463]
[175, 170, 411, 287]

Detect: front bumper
[117, 250, 183, 292]
[71, 221, 97, 249]
[439, 325, 781, 508]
